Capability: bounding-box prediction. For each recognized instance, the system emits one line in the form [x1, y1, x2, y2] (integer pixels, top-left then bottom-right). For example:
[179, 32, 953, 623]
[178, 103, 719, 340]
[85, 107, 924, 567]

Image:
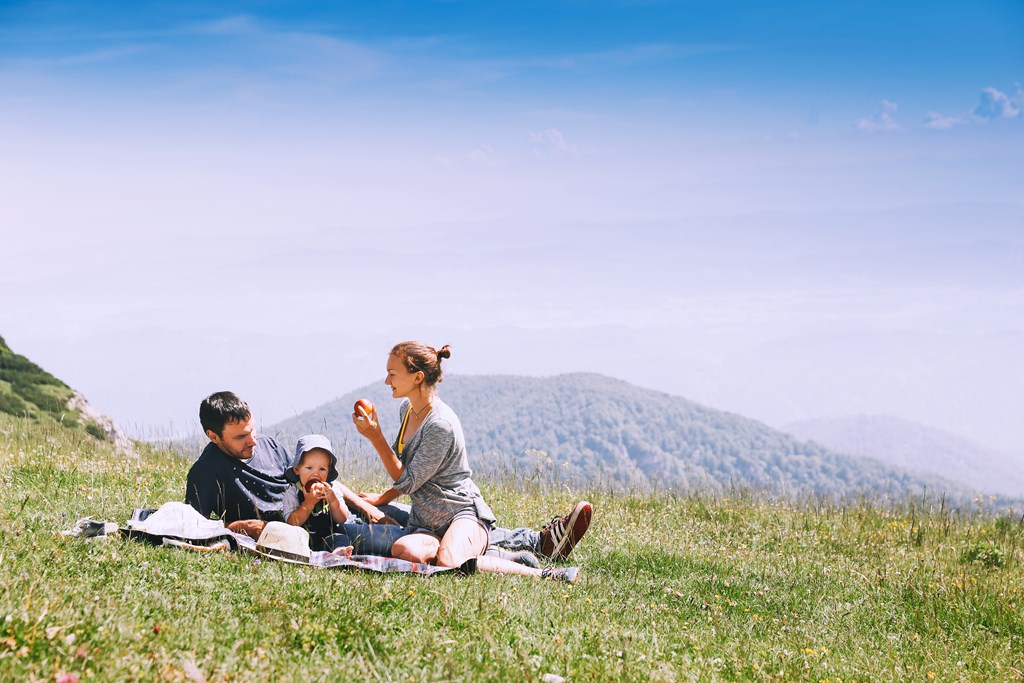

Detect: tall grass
[1, 412, 1022, 682]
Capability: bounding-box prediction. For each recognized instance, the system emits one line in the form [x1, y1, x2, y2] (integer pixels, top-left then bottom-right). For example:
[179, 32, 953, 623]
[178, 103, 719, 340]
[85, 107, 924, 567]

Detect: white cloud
[972, 85, 1023, 120]
[186, 14, 385, 86]
[466, 145, 495, 165]
[434, 146, 493, 167]
[924, 84, 1023, 131]
[856, 99, 900, 132]
[52, 46, 149, 67]
[494, 42, 744, 72]
[925, 111, 962, 130]
[529, 128, 569, 152]
[0, 45, 149, 71]
[194, 15, 261, 36]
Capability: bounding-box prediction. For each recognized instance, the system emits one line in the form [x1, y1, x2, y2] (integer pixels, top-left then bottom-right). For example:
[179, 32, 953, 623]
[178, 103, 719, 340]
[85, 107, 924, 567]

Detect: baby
[283, 434, 355, 555]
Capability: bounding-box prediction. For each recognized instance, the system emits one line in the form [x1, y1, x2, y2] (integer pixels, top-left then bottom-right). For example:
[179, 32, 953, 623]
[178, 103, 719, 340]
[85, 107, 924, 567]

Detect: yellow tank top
[397, 405, 412, 455]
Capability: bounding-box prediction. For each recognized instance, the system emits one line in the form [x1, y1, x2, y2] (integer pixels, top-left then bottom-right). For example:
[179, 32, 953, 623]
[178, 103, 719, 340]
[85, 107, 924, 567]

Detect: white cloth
[128, 501, 227, 537]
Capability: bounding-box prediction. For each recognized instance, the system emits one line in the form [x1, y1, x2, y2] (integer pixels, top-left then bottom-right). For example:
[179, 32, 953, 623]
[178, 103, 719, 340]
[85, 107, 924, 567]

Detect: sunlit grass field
[2, 412, 1022, 682]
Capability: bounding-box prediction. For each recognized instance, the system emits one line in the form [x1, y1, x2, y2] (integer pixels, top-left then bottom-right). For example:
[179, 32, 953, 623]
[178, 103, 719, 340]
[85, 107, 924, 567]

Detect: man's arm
[186, 455, 266, 538]
[184, 462, 219, 519]
[227, 520, 267, 539]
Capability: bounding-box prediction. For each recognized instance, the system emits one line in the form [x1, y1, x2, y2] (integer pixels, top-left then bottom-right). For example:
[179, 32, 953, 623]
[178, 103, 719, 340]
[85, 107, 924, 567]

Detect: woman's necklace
[409, 400, 432, 420]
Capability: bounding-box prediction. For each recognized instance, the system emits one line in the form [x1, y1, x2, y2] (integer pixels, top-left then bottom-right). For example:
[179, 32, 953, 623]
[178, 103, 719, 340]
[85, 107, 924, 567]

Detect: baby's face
[294, 449, 331, 487]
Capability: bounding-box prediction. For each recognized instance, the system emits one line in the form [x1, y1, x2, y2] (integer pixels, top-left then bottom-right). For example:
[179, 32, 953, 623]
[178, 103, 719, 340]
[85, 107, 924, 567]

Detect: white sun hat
[254, 522, 312, 564]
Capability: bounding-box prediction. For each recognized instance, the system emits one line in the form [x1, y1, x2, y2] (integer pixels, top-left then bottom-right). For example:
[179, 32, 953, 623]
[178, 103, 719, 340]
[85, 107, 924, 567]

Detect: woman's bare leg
[475, 555, 541, 576]
[391, 532, 440, 564]
[476, 555, 579, 582]
[436, 519, 580, 582]
[436, 517, 488, 567]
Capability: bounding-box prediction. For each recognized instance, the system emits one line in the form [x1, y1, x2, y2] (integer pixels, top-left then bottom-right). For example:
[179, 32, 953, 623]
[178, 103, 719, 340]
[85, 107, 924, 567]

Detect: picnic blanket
[62, 502, 467, 576]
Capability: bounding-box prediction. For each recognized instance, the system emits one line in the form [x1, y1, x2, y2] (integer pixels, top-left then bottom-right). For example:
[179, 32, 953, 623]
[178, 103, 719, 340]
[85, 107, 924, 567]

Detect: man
[184, 391, 291, 537]
[185, 391, 592, 561]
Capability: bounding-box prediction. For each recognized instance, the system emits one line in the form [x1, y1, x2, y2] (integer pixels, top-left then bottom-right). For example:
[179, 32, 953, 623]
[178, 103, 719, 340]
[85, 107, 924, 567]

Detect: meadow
[1, 412, 1022, 682]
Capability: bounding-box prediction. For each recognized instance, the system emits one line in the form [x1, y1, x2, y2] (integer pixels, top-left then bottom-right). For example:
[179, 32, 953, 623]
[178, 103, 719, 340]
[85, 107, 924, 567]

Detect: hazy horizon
[2, 2, 1022, 457]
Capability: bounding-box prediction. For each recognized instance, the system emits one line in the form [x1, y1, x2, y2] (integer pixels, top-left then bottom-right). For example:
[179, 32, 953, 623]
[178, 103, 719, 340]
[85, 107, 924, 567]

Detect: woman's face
[385, 353, 423, 399]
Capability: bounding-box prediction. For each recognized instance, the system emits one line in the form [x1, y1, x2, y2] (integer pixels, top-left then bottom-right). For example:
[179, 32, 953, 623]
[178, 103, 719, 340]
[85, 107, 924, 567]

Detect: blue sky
[4, 1, 1022, 123]
[2, 1, 1023, 459]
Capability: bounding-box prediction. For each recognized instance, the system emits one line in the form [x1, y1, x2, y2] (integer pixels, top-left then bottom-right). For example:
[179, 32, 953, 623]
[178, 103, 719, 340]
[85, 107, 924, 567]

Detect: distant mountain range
[783, 415, 1024, 498]
[269, 372, 980, 500]
[0, 334, 132, 451]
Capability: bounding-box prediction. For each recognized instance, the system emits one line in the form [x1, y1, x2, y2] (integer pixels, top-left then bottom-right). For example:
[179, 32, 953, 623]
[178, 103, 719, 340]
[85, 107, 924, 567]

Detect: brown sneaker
[539, 501, 592, 560]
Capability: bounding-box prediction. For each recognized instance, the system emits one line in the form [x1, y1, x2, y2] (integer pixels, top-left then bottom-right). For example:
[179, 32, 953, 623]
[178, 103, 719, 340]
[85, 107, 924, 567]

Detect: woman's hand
[352, 404, 383, 442]
[358, 491, 384, 506]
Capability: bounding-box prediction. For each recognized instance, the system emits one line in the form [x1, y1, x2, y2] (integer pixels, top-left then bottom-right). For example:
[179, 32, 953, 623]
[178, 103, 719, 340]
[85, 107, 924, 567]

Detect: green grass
[2, 412, 1023, 682]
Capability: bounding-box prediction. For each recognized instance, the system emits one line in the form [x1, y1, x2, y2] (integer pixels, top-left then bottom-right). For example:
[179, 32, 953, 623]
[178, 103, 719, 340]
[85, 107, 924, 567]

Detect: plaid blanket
[62, 503, 467, 576]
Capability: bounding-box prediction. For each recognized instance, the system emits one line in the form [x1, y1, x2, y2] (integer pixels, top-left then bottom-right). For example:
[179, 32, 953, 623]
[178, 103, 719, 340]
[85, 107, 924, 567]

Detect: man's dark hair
[199, 391, 251, 437]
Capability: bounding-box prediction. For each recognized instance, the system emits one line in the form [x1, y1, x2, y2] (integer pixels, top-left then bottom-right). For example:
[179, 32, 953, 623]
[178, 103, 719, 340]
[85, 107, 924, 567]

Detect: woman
[352, 341, 579, 582]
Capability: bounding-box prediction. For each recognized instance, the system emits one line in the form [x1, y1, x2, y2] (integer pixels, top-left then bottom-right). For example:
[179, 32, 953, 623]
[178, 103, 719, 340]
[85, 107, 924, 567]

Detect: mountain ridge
[269, 371, 981, 501]
[783, 414, 1024, 497]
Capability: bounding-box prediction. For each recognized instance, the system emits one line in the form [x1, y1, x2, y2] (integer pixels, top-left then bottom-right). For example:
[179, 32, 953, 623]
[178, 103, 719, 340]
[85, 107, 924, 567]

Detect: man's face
[207, 415, 257, 459]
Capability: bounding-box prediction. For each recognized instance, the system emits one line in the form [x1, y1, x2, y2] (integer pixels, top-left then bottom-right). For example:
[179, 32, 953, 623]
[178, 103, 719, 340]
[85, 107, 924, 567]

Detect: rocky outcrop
[67, 391, 137, 457]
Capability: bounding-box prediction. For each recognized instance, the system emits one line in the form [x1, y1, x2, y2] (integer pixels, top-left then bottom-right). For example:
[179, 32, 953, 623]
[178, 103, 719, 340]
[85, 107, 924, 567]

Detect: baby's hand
[329, 545, 354, 559]
[323, 485, 339, 503]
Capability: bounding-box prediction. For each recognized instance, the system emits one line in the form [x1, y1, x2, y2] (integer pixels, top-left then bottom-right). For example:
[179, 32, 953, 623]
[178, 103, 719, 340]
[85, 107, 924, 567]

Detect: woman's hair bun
[391, 341, 450, 386]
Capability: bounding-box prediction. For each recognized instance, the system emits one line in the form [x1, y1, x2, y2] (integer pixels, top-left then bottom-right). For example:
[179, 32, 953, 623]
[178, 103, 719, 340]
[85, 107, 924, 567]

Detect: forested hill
[269, 373, 973, 499]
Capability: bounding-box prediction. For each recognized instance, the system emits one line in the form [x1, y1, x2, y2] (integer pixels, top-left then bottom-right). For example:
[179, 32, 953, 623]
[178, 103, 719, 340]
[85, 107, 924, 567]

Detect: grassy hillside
[0, 335, 108, 442]
[3, 411, 1022, 681]
[272, 373, 973, 500]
